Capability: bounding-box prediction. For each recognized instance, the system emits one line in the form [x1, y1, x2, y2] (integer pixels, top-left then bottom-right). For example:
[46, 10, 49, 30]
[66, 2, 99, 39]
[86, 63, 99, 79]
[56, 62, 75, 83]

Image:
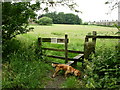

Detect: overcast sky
[76, 0, 118, 22]
[34, 0, 118, 22]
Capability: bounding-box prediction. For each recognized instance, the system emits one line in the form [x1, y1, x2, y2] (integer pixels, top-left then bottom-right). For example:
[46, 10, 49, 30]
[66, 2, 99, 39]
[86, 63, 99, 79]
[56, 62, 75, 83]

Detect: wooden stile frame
[65, 34, 68, 63]
[84, 31, 97, 59]
[84, 31, 120, 59]
[38, 34, 84, 66]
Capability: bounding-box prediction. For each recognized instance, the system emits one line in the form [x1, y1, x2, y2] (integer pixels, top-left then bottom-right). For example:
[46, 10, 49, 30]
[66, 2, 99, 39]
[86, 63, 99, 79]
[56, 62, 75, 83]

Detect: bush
[83, 22, 88, 25]
[83, 46, 120, 88]
[38, 17, 53, 25]
[2, 39, 52, 88]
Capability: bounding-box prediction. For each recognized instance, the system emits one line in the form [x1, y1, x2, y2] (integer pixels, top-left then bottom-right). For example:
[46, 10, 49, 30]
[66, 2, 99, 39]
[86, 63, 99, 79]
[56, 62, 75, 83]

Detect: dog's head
[74, 70, 81, 77]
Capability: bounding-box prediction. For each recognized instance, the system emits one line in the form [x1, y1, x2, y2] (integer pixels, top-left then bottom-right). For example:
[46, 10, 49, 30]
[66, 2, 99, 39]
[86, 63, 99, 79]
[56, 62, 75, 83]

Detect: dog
[52, 63, 81, 78]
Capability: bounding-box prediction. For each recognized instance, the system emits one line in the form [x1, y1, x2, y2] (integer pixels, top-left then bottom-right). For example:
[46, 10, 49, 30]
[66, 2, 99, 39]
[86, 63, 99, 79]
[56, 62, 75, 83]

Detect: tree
[105, 0, 120, 30]
[41, 12, 82, 24]
[2, 2, 40, 43]
[57, 12, 65, 24]
[2, 0, 81, 43]
[105, 0, 119, 11]
[38, 16, 53, 25]
[105, 0, 120, 69]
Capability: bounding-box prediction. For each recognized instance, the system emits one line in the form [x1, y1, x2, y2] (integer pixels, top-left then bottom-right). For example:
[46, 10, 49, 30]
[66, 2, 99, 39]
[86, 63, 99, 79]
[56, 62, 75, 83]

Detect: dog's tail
[51, 63, 58, 67]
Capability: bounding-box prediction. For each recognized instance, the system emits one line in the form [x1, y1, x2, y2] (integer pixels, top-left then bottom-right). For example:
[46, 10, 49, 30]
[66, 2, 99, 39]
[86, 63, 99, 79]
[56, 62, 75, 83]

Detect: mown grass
[17, 24, 118, 63]
[2, 24, 119, 88]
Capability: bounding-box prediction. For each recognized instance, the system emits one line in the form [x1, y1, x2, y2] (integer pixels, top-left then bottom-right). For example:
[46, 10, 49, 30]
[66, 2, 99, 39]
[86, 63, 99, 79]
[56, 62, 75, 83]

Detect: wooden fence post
[84, 35, 89, 59]
[83, 36, 89, 68]
[38, 37, 42, 55]
[85, 37, 89, 42]
[84, 31, 97, 59]
[65, 34, 68, 64]
[92, 31, 97, 43]
[92, 31, 97, 53]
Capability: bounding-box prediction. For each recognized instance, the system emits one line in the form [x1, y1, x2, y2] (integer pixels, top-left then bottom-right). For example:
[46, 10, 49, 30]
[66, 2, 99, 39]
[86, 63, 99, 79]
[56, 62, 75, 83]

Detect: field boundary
[38, 31, 120, 67]
[38, 34, 84, 66]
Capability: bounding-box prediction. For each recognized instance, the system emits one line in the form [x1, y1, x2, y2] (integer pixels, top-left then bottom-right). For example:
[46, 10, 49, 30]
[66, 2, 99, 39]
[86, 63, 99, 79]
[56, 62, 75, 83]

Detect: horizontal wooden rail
[43, 48, 64, 51]
[66, 61, 74, 65]
[73, 54, 84, 59]
[42, 48, 84, 54]
[46, 55, 83, 62]
[86, 35, 120, 39]
[68, 50, 84, 54]
[41, 38, 69, 43]
[42, 38, 51, 42]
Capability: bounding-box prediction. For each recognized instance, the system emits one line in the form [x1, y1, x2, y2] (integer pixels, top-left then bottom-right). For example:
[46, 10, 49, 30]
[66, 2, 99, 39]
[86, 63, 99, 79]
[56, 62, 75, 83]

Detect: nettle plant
[83, 47, 120, 88]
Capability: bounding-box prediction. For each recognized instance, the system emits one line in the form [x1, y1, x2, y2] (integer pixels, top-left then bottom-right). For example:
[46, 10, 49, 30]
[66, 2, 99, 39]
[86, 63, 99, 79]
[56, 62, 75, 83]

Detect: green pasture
[3, 24, 119, 88]
[17, 24, 118, 63]
[18, 24, 118, 45]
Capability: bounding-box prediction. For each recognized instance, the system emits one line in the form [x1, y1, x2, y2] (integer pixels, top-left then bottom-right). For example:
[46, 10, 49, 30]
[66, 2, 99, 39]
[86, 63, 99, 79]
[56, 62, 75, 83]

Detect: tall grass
[61, 76, 84, 88]
[2, 39, 52, 88]
[83, 45, 120, 88]
[2, 24, 119, 88]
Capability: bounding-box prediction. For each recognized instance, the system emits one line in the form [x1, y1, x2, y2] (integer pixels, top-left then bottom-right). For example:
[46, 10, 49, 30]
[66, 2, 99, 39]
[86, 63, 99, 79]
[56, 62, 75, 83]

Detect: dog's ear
[51, 63, 59, 67]
[51, 63, 55, 67]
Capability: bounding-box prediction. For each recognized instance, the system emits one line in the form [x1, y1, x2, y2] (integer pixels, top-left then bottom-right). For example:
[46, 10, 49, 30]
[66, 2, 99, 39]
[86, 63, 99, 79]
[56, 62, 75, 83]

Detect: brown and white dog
[52, 63, 81, 78]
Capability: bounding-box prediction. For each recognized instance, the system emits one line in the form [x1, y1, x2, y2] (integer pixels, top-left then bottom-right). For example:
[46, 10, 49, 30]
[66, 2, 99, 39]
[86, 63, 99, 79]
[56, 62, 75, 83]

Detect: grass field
[18, 24, 118, 45]
[17, 24, 118, 63]
[3, 24, 119, 88]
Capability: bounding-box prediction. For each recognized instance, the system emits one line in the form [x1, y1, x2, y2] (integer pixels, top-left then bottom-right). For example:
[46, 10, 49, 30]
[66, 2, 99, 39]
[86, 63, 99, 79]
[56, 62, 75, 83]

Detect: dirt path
[44, 63, 83, 88]
[44, 70, 66, 88]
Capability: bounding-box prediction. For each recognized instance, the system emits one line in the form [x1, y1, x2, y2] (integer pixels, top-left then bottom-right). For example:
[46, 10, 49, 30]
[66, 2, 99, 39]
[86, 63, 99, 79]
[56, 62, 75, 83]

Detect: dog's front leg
[52, 67, 60, 78]
[65, 71, 70, 77]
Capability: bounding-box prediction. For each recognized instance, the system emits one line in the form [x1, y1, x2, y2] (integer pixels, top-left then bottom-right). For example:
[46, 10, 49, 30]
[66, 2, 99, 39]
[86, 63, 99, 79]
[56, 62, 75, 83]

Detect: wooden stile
[41, 38, 69, 43]
[42, 38, 51, 42]
[73, 54, 84, 66]
[38, 37, 42, 46]
[38, 34, 84, 67]
[86, 35, 120, 39]
[92, 31, 97, 42]
[65, 34, 68, 63]
[46, 55, 82, 61]
[66, 61, 74, 66]
[84, 31, 97, 59]
[42, 48, 84, 53]
[85, 37, 89, 42]
[38, 37, 42, 54]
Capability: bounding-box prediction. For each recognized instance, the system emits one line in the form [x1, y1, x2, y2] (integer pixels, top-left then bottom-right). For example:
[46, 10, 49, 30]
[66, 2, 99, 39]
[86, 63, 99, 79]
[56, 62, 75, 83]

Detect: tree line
[38, 12, 82, 25]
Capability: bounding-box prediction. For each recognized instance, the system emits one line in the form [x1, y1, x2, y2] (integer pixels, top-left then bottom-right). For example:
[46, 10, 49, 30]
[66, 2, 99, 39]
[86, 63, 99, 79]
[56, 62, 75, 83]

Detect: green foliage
[38, 17, 53, 25]
[83, 22, 88, 25]
[39, 12, 82, 25]
[2, 61, 51, 88]
[114, 24, 120, 34]
[2, 39, 22, 63]
[3, 24, 119, 88]
[2, 0, 81, 43]
[83, 46, 120, 88]
[61, 76, 84, 88]
[2, 2, 40, 43]
[2, 39, 52, 88]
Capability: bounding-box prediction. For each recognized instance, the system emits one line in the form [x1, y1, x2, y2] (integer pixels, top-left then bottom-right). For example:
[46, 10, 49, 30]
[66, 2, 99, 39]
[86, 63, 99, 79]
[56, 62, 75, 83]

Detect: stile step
[73, 54, 84, 59]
